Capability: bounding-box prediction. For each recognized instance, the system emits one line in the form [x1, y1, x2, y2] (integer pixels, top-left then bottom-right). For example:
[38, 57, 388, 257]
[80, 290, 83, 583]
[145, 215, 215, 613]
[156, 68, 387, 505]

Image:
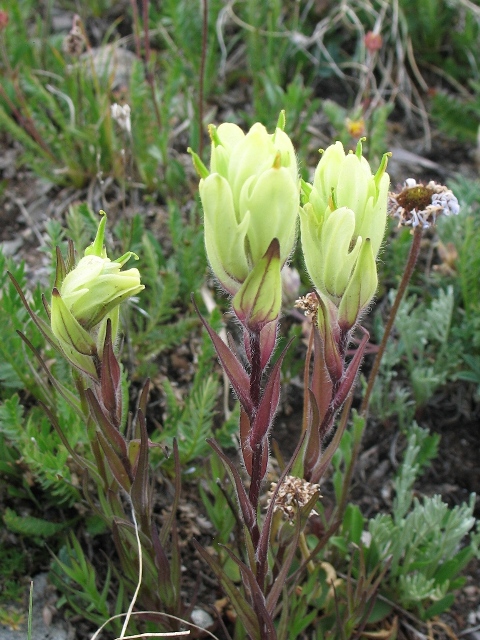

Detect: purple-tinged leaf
[151, 522, 175, 608]
[240, 409, 253, 475]
[96, 430, 131, 492]
[303, 390, 322, 480]
[66, 239, 76, 272]
[309, 401, 351, 483]
[130, 410, 152, 530]
[265, 506, 303, 615]
[160, 440, 181, 547]
[194, 541, 261, 640]
[90, 436, 109, 487]
[249, 339, 293, 450]
[100, 320, 122, 427]
[317, 295, 343, 383]
[312, 327, 333, 424]
[42, 294, 51, 320]
[331, 327, 369, 413]
[256, 432, 306, 591]
[85, 388, 129, 462]
[192, 296, 253, 414]
[220, 545, 276, 639]
[259, 320, 278, 370]
[207, 439, 255, 531]
[239, 408, 251, 450]
[170, 521, 182, 617]
[54, 246, 66, 290]
[138, 379, 150, 417]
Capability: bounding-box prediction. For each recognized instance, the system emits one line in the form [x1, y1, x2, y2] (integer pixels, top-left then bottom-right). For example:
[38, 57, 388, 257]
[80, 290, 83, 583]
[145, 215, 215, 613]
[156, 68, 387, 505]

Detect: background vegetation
[0, 0, 479, 638]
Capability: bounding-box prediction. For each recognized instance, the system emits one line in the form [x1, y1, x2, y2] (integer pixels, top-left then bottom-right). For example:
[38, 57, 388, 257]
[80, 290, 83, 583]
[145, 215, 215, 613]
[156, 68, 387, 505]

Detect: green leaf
[433, 547, 473, 583]
[423, 593, 455, 620]
[3, 508, 72, 539]
[367, 598, 394, 624]
[343, 503, 365, 545]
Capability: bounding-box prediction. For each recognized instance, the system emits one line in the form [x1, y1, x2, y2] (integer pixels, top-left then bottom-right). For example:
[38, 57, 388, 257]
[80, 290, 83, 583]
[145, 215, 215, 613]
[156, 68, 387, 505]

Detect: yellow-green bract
[50, 213, 144, 377]
[300, 140, 390, 329]
[199, 120, 299, 296]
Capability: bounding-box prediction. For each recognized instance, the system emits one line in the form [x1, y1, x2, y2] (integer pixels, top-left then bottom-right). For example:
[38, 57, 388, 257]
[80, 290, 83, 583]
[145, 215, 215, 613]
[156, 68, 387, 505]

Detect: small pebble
[191, 608, 214, 629]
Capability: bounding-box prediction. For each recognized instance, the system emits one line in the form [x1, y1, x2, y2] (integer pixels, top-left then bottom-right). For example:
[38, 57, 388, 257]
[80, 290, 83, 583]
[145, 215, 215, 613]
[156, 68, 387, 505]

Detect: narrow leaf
[151, 522, 175, 608]
[207, 438, 255, 531]
[220, 545, 276, 638]
[250, 338, 294, 448]
[192, 296, 253, 414]
[332, 327, 369, 412]
[85, 388, 128, 462]
[54, 246, 67, 290]
[303, 390, 322, 479]
[256, 432, 306, 588]
[265, 506, 303, 614]
[130, 410, 151, 530]
[194, 541, 260, 640]
[160, 439, 181, 546]
[96, 430, 132, 493]
[100, 320, 122, 427]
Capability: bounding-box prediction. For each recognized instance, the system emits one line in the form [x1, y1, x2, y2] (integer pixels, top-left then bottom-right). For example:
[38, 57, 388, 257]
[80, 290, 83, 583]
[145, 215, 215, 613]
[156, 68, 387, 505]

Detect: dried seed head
[295, 292, 319, 320]
[388, 178, 460, 229]
[267, 475, 321, 522]
[62, 14, 85, 57]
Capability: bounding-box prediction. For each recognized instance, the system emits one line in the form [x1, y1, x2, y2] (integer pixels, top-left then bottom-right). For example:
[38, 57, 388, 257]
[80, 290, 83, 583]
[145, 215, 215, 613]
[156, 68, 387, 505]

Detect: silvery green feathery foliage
[367, 425, 480, 616]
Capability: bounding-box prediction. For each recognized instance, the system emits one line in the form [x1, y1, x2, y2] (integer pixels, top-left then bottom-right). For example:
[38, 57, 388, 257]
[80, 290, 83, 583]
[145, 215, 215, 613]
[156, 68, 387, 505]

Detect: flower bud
[59, 254, 144, 332]
[338, 238, 378, 330]
[300, 140, 389, 325]
[50, 212, 144, 376]
[232, 239, 282, 332]
[196, 117, 299, 296]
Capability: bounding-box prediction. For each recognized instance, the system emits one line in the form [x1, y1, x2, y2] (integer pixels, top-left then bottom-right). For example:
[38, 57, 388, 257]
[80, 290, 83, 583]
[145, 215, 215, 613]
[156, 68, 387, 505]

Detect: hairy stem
[248, 330, 264, 513]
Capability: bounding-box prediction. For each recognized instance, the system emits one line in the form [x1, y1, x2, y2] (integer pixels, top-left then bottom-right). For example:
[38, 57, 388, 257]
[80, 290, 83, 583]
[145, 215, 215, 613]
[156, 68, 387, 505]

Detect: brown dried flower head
[62, 14, 85, 57]
[267, 475, 321, 522]
[295, 292, 319, 321]
[388, 178, 460, 229]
